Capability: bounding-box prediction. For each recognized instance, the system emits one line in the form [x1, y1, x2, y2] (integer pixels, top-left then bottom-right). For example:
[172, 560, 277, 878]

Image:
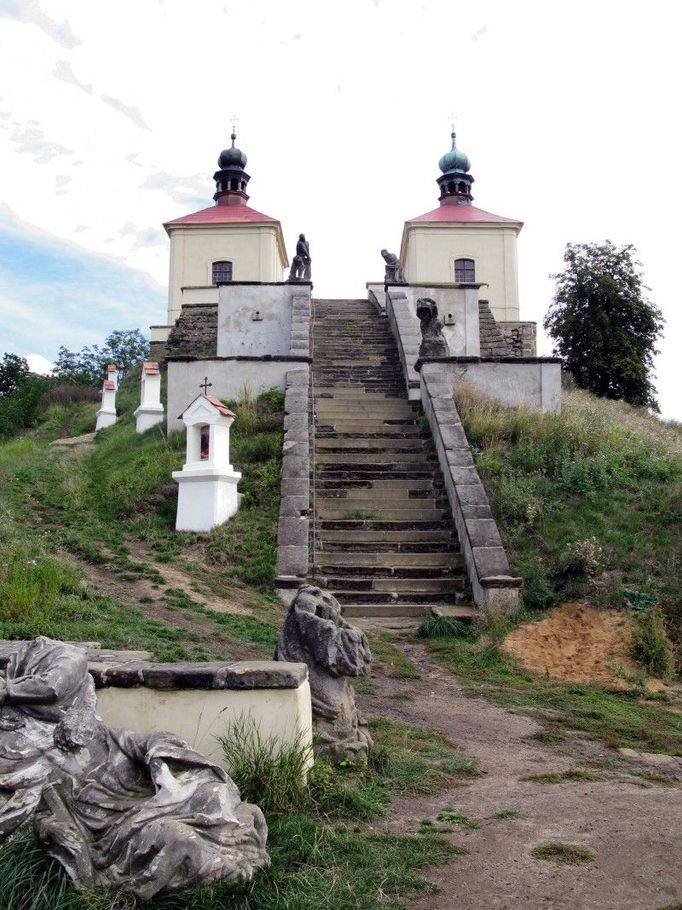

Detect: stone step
[319, 575, 461, 593]
[318, 518, 451, 531]
[316, 478, 438, 491]
[315, 452, 437, 464]
[315, 438, 427, 450]
[317, 487, 443, 501]
[317, 506, 447, 521]
[431, 605, 480, 621]
[314, 390, 408, 399]
[316, 528, 455, 544]
[331, 588, 461, 604]
[316, 566, 463, 581]
[315, 403, 419, 415]
[317, 495, 446, 510]
[342, 603, 434, 618]
[313, 551, 462, 568]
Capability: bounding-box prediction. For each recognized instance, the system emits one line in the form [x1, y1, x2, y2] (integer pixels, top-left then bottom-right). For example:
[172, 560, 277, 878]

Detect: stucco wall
[217, 284, 302, 357]
[400, 222, 521, 323]
[167, 224, 287, 323]
[97, 680, 313, 771]
[436, 359, 562, 413]
[167, 357, 307, 432]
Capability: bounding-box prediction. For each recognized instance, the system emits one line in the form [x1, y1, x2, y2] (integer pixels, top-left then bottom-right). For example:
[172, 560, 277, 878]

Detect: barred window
[212, 261, 233, 285]
[454, 258, 475, 283]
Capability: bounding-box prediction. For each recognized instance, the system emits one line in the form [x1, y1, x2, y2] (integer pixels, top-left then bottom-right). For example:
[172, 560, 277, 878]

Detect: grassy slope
[455, 384, 681, 649]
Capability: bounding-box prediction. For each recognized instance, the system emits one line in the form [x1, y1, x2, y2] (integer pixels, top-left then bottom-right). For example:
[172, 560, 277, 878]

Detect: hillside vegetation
[455, 384, 681, 662]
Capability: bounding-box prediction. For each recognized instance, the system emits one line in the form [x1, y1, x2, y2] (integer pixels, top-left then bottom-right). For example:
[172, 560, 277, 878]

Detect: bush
[417, 615, 473, 639]
[0, 374, 52, 439]
[630, 604, 675, 681]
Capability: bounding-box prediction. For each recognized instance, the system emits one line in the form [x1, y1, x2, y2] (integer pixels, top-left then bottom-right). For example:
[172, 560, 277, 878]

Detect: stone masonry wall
[478, 300, 512, 357]
[166, 304, 218, 357]
[498, 321, 537, 358]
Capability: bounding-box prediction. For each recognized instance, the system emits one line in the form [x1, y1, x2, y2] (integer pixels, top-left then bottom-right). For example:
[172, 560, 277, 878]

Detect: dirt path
[359, 642, 682, 910]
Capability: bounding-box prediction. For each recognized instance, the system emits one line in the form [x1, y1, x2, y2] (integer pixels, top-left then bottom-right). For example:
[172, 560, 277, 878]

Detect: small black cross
[199, 377, 212, 394]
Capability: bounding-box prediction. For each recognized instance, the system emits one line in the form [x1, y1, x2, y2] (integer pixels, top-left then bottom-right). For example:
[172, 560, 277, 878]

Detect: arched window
[212, 261, 233, 285]
[454, 259, 475, 283]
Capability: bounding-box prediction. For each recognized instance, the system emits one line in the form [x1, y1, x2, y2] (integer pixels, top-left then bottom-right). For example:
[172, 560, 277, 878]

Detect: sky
[0, 0, 680, 417]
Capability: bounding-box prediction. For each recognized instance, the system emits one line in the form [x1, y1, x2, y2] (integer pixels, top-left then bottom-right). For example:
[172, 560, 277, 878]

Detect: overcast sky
[0, 0, 679, 418]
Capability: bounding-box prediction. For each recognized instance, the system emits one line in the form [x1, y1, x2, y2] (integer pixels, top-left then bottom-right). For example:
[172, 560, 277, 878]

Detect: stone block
[472, 546, 511, 578]
[279, 495, 309, 517]
[277, 515, 309, 547]
[284, 413, 308, 432]
[277, 546, 309, 576]
[285, 370, 310, 387]
[465, 518, 502, 548]
[450, 466, 480, 485]
[439, 424, 469, 449]
[459, 503, 493, 519]
[280, 477, 310, 498]
[444, 447, 475, 468]
[456, 484, 490, 506]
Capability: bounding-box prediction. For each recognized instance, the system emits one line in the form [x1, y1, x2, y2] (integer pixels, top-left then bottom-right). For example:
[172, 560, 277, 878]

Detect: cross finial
[200, 377, 212, 395]
[230, 115, 239, 143]
[449, 112, 457, 147]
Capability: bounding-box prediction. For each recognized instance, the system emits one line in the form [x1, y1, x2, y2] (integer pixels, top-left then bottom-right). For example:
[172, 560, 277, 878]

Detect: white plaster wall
[400, 223, 521, 322]
[400, 286, 480, 356]
[217, 284, 295, 357]
[167, 224, 288, 323]
[443, 361, 561, 413]
[96, 680, 313, 771]
[167, 359, 297, 432]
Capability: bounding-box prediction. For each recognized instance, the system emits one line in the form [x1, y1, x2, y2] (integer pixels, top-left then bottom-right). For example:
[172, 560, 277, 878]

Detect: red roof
[203, 395, 236, 418]
[165, 203, 278, 227]
[103, 380, 115, 391]
[408, 204, 521, 225]
[142, 361, 160, 375]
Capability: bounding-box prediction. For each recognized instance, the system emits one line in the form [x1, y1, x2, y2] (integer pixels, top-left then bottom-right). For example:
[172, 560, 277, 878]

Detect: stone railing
[385, 288, 421, 401]
[420, 364, 522, 614]
[289, 291, 311, 358]
[275, 367, 311, 603]
[0, 642, 313, 772]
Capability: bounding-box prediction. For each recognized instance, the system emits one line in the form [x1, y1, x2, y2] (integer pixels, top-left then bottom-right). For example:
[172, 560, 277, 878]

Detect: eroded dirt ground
[359, 642, 682, 910]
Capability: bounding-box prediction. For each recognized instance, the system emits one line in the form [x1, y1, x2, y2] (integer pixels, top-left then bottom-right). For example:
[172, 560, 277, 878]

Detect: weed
[529, 730, 568, 744]
[417, 615, 474, 639]
[368, 633, 421, 679]
[492, 809, 527, 820]
[436, 810, 481, 829]
[531, 842, 596, 865]
[521, 770, 605, 784]
[627, 769, 678, 787]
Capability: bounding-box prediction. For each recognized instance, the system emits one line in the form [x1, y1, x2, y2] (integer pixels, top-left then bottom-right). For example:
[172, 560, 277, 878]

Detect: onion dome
[439, 132, 470, 174]
[213, 131, 251, 206]
[436, 131, 474, 205]
[218, 133, 247, 169]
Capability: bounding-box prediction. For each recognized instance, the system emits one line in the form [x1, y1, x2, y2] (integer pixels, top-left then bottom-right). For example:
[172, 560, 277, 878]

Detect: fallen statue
[275, 584, 373, 763]
[0, 637, 268, 900]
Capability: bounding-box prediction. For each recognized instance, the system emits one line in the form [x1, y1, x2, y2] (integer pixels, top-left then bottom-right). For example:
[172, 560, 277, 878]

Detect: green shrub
[416, 615, 473, 639]
[630, 604, 675, 681]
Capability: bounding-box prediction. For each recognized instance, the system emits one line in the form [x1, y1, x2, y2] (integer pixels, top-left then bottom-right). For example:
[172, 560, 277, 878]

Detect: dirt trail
[359, 642, 682, 910]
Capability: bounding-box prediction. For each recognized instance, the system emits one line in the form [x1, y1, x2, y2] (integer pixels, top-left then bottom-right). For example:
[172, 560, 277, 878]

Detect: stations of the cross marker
[200, 377, 212, 394]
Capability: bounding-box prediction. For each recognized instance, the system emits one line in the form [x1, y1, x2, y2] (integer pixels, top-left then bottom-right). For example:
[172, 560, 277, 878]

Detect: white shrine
[95, 375, 117, 431]
[172, 394, 241, 532]
[106, 363, 118, 390]
[134, 361, 164, 433]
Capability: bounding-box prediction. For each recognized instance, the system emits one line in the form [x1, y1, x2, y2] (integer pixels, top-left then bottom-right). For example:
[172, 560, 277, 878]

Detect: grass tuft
[530, 842, 597, 865]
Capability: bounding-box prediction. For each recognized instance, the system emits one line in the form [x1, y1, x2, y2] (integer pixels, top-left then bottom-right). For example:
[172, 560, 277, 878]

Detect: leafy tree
[54, 329, 150, 386]
[544, 242, 664, 409]
[0, 353, 30, 398]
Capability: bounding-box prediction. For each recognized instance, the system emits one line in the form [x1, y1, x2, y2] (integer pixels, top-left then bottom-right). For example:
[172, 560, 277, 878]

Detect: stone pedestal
[172, 394, 241, 532]
[134, 361, 164, 433]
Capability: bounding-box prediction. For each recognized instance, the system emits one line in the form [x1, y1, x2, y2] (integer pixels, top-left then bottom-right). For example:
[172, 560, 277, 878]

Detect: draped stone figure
[381, 249, 406, 284]
[274, 585, 372, 763]
[416, 297, 448, 365]
[0, 637, 268, 900]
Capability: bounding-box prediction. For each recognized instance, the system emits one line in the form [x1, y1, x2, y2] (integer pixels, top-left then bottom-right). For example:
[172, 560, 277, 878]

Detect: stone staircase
[309, 298, 472, 618]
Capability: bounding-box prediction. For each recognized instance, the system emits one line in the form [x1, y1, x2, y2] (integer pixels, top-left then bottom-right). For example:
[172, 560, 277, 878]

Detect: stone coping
[180, 282, 313, 290]
[0, 642, 307, 690]
[166, 355, 311, 363]
[385, 281, 486, 290]
[420, 355, 562, 365]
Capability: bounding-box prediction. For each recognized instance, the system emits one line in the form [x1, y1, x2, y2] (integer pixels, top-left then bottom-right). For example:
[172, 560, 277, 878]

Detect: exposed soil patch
[501, 601, 654, 690]
[359, 641, 682, 910]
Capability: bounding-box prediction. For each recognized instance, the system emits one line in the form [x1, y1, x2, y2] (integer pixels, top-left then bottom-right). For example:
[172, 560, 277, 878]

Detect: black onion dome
[218, 133, 247, 169]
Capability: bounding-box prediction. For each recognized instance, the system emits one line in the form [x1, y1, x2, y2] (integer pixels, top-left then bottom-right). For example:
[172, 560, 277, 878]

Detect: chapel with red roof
[161, 131, 288, 326]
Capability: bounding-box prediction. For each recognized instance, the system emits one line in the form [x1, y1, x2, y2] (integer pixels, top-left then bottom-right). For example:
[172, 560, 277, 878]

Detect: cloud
[119, 221, 165, 249]
[53, 60, 92, 94]
[140, 169, 207, 207]
[471, 24, 488, 42]
[101, 94, 151, 131]
[9, 125, 72, 163]
[0, 0, 80, 48]
[0, 205, 166, 359]
[25, 353, 54, 374]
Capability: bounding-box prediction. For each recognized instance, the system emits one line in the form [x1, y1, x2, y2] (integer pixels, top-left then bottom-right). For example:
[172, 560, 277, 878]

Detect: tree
[54, 329, 150, 386]
[0, 353, 30, 398]
[544, 242, 664, 409]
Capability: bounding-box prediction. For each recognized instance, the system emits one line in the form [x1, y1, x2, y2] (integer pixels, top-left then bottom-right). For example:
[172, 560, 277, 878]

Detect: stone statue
[381, 249, 406, 284]
[416, 297, 448, 366]
[288, 233, 311, 281]
[0, 637, 268, 900]
[274, 585, 372, 763]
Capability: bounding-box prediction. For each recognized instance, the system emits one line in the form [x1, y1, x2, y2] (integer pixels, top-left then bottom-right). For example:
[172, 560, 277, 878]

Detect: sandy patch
[501, 601, 641, 689]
